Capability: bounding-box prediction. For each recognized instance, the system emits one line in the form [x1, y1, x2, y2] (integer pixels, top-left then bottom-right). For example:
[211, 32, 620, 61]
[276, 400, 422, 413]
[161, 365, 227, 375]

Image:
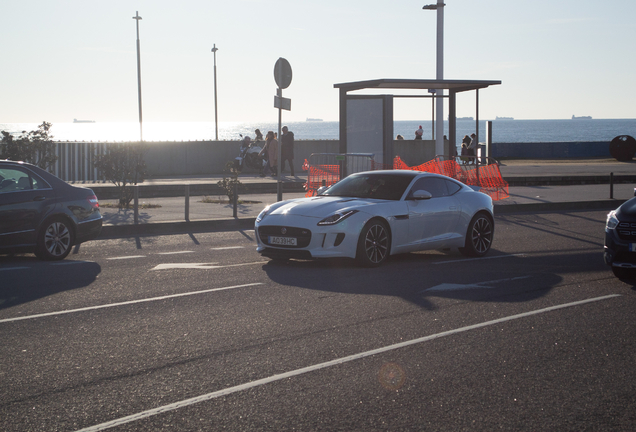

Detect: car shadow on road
[261, 249, 609, 310]
[0, 256, 101, 311]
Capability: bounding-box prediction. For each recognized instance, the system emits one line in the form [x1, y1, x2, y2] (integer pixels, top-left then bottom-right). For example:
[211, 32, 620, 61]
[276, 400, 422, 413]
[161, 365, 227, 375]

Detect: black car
[0, 160, 102, 260]
[604, 189, 636, 279]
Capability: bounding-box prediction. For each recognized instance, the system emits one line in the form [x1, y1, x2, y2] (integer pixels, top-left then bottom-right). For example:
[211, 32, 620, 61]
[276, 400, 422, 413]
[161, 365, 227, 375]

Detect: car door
[405, 177, 461, 250]
[0, 166, 55, 248]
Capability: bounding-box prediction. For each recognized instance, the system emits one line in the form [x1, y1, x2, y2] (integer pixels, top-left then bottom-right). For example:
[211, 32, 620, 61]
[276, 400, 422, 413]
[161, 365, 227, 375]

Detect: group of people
[250, 126, 295, 178]
[460, 133, 478, 161]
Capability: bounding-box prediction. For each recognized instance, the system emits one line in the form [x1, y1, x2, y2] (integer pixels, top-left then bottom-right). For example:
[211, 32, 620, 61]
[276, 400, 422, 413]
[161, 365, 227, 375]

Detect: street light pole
[133, 11, 143, 142]
[211, 44, 219, 141]
[423, 2, 445, 156]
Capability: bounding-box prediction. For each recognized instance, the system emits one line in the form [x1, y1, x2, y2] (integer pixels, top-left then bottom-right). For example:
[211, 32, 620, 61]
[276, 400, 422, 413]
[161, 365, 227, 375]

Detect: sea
[1, 118, 636, 144]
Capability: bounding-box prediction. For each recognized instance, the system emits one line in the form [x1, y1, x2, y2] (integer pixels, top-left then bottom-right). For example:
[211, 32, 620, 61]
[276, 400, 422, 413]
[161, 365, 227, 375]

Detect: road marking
[423, 276, 531, 292]
[150, 261, 266, 271]
[434, 253, 526, 265]
[211, 246, 245, 251]
[156, 251, 195, 255]
[0, 283, 263, 324]
[107, 255, 146, 260]
[74, 294, 622, 432]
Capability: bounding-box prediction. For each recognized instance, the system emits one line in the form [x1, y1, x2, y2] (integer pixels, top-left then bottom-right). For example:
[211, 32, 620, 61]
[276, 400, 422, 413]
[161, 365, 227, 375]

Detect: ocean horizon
[2, 118, 636, 144]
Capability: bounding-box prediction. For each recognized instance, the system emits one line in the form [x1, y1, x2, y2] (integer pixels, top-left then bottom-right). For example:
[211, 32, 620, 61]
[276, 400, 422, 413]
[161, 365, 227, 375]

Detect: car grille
[617, 222, 636, 241]
[257, 225, 312, 248]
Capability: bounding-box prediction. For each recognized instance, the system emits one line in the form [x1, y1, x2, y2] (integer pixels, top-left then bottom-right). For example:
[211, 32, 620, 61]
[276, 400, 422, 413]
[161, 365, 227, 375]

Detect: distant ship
[306, 118, 323, 122]
[496, 116, 514, 120]
[73, 119, 96, 123]
[571, 115, 592, 120]
[449, 116, 474, 121]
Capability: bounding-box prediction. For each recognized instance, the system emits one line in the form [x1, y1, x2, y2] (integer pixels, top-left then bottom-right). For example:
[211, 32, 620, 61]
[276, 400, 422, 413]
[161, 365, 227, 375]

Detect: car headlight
[606, 210, 619, 230]
[256, 205, 271, 223]
[317, 210, 358, 226]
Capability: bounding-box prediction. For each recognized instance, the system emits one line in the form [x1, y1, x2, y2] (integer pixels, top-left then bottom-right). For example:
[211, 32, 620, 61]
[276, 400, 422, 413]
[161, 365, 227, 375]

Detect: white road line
[0, 283, 263, 324]
[156, 251, 195, 255]
[151, 261, 266, 271]
[211, 246, 245, 251]
[423, 276, 531, 292]
[434, 253, 526, 265]
[107, 256, 147, 260]
[75, 294, 622, 432]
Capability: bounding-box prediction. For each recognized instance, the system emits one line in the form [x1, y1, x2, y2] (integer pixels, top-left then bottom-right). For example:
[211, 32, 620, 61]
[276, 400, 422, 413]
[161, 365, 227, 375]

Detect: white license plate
[269, 236, 297, 246]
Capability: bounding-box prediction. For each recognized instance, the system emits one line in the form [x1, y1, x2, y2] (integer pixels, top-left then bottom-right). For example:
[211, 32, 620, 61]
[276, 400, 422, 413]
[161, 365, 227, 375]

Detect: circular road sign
[274, 58, 292, 89]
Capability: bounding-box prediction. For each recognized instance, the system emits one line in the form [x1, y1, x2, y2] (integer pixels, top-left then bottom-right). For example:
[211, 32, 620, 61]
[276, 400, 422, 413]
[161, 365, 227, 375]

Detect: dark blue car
[604, 189, 636, 279]
[0, 160, 102, 260]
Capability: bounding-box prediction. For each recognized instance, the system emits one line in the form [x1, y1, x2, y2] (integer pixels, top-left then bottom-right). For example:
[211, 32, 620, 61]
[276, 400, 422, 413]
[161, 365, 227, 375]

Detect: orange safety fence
[393, 156, 509, 201]
[303, 161, 341, 197]
[303, 156, 509, 201]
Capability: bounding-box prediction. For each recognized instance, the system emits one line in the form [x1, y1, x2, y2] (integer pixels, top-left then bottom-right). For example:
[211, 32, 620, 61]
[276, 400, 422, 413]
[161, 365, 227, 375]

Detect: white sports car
[255, 170, 494, 267]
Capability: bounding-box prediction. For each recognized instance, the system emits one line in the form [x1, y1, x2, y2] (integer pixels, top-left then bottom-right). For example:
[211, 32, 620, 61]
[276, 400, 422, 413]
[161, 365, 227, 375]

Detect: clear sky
[2, 0, 635, 124]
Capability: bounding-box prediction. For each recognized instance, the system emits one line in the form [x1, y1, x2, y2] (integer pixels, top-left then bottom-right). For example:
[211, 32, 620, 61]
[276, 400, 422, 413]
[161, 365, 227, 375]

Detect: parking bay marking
[75, 294, 622, 432]
[423, 276, 531, 293]
[150, 261, 265, 271]
[0, 282, 263, 324]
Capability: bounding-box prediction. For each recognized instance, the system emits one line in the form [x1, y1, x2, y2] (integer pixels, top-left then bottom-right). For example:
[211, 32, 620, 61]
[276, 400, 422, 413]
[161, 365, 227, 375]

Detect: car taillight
[87, 195, 99, 209]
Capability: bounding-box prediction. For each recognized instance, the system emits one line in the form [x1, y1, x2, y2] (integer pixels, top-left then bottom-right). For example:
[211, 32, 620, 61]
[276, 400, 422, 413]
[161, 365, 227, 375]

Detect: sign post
[274, 58, 292, 201]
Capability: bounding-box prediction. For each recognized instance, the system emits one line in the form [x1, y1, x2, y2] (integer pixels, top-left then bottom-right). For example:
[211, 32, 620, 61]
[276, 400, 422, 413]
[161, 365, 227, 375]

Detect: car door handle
[449, 206, 457, 210]
[33, 196, 47, 201]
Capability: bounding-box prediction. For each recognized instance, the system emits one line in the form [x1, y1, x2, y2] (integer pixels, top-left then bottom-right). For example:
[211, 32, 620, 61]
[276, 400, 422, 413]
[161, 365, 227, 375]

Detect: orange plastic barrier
[303, 162, 341, 197]
[303, 156, 509, 201]
[393, 156, 509, 201]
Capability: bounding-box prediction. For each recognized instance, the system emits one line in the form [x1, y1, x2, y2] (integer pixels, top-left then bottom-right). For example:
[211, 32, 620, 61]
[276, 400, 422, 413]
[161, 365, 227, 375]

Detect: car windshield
[320, 173, 414, 201]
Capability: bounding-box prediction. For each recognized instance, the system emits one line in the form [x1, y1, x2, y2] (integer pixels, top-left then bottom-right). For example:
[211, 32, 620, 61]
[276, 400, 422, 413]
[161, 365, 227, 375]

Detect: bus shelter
[334, 78, 502, 164]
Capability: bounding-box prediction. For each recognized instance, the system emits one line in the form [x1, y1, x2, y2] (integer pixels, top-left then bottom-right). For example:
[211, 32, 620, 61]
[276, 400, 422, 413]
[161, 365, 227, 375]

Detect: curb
[97, 200, 626, 239]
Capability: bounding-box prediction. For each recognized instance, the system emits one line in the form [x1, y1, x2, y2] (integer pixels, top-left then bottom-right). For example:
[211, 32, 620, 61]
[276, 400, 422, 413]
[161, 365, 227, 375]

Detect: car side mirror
[411, 190, 432, 200]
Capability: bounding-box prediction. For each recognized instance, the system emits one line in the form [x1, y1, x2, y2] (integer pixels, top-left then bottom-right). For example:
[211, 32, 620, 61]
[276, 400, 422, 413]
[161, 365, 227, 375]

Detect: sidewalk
[93, 159, 636, 238]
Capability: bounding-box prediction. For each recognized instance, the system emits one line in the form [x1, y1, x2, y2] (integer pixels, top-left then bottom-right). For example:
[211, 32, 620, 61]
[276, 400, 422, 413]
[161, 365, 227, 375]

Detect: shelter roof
[334, 78, 501, 93]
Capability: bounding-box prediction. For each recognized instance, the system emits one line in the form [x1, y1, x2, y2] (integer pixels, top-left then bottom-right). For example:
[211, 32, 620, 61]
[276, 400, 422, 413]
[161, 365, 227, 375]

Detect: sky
[2, 0, 635, 124]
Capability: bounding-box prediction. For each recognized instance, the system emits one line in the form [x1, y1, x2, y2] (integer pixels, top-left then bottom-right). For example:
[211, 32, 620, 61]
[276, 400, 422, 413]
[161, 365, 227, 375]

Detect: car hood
[269, 196, 384, 218]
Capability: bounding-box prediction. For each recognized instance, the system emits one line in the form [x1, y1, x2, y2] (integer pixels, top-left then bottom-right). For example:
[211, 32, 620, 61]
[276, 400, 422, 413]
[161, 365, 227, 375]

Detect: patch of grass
[200, 196, 262, 204]
[100, 202, 162, 209]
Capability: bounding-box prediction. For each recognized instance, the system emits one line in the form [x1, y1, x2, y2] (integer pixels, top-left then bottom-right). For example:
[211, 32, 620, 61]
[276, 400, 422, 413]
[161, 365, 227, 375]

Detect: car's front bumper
[604, 229, 636, 269]
[255, 214, 364, 260]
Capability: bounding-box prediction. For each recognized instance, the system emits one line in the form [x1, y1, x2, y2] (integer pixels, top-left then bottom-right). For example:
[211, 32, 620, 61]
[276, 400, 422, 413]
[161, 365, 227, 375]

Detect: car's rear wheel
[459, 212, 493, 257]
[356, 219, 390, 267]
[35, 217, 74, 261]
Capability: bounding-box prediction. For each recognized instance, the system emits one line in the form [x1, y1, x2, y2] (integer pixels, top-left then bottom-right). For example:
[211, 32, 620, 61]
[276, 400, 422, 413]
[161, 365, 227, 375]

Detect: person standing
[259, 131, 278, 177]
[467, 133, 477, 163]
[280, 125, 295, 176]
[415, 125, 424, 140]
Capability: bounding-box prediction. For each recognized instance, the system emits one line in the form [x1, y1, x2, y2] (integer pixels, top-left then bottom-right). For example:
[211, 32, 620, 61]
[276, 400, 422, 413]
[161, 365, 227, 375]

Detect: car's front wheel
[356, 219, 390, 267]
[35, 217, 74, 261]
[612, 266, 636, 280]
[459, 212, 493, 257]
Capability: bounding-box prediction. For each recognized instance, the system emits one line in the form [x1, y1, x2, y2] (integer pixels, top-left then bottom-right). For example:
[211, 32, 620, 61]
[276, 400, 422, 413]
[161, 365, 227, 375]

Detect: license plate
[269, 236, 297, 246]
[630, 243, 636, 252]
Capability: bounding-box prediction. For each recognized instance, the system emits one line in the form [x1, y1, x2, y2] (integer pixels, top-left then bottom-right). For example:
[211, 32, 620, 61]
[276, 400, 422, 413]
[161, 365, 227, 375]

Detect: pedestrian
[467, 133, 477, 163]
[396, 134, 404, 140]
[254, 129, 264, 141]
[415, 125, 424, 140]
[280, 125, 295, 176]
[259, 130, 278, 177]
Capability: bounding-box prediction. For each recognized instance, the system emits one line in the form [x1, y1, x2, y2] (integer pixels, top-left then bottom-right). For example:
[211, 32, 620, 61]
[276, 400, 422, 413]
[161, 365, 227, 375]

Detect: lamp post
[423, 2, 445, 156]
[133, 11, 143, 142]
[211, 44, 219, 141]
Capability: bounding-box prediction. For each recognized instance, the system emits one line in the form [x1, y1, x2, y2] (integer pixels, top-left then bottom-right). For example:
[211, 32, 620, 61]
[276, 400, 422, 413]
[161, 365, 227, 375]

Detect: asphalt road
[1, 210, 635, 431]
